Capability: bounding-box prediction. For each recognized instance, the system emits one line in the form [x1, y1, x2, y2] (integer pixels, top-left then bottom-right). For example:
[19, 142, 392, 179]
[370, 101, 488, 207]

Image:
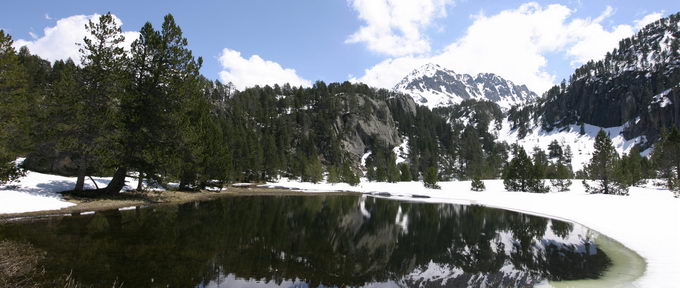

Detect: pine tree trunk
[74, 159, 87, 191]
[89, 176, 99, 189]
[103, 167, 127, 194]
[136, 172, 144, 191]
[603, 178, 609, 194]
[179, 179, 190, 191]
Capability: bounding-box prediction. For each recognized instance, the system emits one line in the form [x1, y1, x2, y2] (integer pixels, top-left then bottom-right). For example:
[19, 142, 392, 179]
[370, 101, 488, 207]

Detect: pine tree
[564, 145, 573, 166]
[0, 30, 29, 183]
[550, 162, 573, 192]
[652, 127, 680, 197]
[503, 146, 531, 191]
[366, 164, 376, 181]
[617, 147, 645, 187]
[125, 15, 204, 191]
[340, 162, 360, 186]
[327, 165, 340, 183]
[460, 126, 484, 178]
[423, 166, 440, 189]
[470, 177, 485, 191]
[585, 130, 629, 195]
[303, 155, 323, 183]
[398, 163, 412, 181]
[387, 152, 400, 183]
[532, 147, 549, 179]
[503, 145, 547, 192]
[74, 13, 129, 192]
[548, 140, 563, 160]
[579, 122, 586, 135]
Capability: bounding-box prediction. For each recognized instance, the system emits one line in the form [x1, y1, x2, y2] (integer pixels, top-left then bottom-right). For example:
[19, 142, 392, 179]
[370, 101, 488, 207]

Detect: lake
[0, 195, 621, 288]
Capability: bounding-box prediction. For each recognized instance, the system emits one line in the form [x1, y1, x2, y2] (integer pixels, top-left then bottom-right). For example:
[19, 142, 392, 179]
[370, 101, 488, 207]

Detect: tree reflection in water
[0, 195, 610, 288]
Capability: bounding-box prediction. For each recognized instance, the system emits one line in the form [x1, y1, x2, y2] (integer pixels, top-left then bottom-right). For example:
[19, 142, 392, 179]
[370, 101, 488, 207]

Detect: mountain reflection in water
[0, 195, 610, 288]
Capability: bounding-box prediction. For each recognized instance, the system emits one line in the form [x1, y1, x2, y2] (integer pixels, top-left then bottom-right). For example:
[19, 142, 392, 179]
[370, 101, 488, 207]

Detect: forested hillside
[0, 14, 489, 191]
[538, 12, 680, 148]
[1, 12, 680, 197]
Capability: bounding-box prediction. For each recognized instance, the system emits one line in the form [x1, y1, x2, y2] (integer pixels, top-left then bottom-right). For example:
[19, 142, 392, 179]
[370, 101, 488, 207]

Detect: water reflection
[0, 195, 610, 288]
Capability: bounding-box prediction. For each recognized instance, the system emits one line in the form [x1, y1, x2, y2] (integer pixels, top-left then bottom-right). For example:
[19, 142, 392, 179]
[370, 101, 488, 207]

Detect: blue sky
[1, 0, 678, 93]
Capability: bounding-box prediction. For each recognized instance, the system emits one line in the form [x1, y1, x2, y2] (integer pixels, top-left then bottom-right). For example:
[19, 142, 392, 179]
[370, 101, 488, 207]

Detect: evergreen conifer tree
[550, 162, 573, 192]
[387, 152, 400, 183]
[548, 140, 563, 160]
[652, 127, 680, 197]
[75, 13, 129, 192]
[503, 146, 547, 192]
[398, 163, 412, 182]
[0, 30, 29, 183]
[303, 155, 323, 183]
[423, 166, 440, 189]
[340, 162, 360, 186]
[471, 177, 485, 191]
[584, 130, 629, 195]
[617, 147, 645, 187]
[327, 165, 340, 183]
[125, 14, 204, 191]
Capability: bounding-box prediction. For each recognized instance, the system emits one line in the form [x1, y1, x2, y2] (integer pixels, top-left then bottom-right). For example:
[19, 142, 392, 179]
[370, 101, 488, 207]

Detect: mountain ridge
[394, 63, 538, 109]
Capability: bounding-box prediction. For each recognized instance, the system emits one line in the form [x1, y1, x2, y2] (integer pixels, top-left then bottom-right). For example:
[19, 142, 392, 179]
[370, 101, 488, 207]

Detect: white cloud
[350, 56, 429, 90]
[354, 3, 661, 94]
[44, 13, 52, 20]
[346, 0, 454, 56]
[218, 48, 311, 90]
[13, 14, 138, 65]
[634, 12, 663, 29]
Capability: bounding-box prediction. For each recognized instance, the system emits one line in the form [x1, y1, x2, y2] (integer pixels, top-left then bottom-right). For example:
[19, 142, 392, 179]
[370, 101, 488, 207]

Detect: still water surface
[0, 195, 614, 287]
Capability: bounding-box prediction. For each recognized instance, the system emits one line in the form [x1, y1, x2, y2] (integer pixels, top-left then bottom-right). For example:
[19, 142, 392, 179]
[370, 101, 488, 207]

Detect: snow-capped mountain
[394, 63, 538, 109]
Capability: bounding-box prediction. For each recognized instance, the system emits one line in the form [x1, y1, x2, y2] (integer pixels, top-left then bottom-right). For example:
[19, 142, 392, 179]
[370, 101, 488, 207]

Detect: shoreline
[0, 186, 353, 221]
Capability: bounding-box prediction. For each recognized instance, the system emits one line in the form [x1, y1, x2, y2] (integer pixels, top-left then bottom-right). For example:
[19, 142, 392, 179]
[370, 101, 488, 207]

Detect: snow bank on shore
[0, 171, 135, 214]
[263, 179, 680, 288]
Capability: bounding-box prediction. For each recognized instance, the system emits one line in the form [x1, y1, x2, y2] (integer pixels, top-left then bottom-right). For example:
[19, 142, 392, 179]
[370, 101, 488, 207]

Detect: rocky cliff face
[333, 93, 410, 160]
[394, 63, 538, 109]
[540, 12, 680, 148]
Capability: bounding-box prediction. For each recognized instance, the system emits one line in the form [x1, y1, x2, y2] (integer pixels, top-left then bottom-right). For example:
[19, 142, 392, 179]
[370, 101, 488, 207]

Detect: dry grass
[0, 240, 125, 288]
[0, 240, 45, 288]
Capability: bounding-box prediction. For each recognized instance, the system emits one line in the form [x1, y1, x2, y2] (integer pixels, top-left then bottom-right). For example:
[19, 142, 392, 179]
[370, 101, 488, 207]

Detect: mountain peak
[394, 64, 538, 109]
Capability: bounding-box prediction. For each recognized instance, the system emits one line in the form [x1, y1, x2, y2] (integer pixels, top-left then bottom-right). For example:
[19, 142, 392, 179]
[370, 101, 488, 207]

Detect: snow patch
[1, 170, 137, 214]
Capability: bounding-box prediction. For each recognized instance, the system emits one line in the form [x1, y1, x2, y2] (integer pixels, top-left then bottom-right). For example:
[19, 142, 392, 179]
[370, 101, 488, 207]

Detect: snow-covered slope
[394, 63, 538, 109]
[495, 118, 649, 172]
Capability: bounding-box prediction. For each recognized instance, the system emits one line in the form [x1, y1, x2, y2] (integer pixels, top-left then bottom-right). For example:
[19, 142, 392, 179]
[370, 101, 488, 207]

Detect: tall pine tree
[584, 130, 628, 195]
[652, 127, 680, 197]
[75, 13, 128, 192]
[0, 30, 29, 183]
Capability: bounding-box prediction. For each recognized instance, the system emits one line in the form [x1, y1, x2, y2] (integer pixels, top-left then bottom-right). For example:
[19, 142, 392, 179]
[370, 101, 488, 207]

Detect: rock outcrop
[539, 12, 680, 148]
[334, 93, 403, 160]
